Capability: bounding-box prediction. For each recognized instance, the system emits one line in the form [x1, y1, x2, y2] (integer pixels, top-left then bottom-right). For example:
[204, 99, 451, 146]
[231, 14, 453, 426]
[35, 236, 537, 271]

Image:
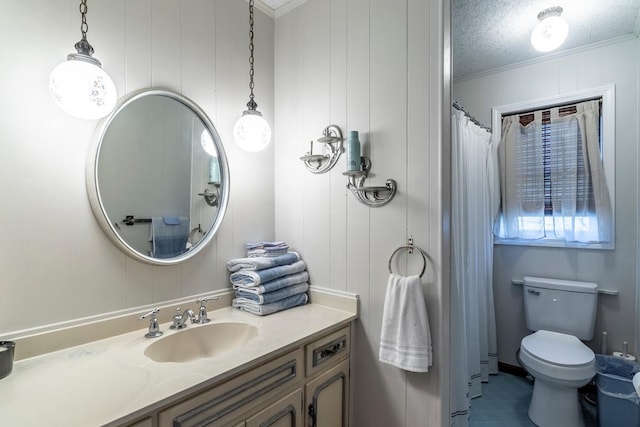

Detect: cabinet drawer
[305, 326, 350, 377]
[159, 349, 304, 427]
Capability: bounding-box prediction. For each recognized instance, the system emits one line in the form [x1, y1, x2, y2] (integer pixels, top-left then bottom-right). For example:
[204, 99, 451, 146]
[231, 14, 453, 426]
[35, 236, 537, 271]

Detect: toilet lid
[521, 330, 594, 366]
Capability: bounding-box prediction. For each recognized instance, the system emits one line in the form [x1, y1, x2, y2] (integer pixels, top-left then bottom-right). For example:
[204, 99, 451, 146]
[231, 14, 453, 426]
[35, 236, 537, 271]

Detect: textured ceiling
[453, 0, 640, 81]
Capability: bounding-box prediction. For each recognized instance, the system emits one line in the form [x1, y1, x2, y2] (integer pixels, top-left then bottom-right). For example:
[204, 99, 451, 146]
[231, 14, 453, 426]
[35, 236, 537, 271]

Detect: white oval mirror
[86, 89, 229, 265]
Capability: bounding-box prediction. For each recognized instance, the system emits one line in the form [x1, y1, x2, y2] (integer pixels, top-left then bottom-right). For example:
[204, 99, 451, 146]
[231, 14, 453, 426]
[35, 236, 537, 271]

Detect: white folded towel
[379, 274, 432, 373]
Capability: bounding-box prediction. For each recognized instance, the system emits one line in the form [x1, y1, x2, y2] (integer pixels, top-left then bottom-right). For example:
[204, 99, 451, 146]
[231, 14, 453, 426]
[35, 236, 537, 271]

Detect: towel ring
[388, 242, 428, 278]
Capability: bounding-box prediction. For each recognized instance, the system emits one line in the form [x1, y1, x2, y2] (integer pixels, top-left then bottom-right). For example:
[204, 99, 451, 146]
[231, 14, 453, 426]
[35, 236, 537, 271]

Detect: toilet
[519, 276, 598, 427]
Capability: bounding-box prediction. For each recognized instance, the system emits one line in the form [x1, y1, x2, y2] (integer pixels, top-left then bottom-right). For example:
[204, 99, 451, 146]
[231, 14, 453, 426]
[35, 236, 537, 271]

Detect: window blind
[513, 101, 600, 216]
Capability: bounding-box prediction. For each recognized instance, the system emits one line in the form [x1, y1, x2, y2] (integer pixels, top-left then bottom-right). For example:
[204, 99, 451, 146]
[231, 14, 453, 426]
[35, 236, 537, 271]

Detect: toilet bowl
[520, 330, 595, 427]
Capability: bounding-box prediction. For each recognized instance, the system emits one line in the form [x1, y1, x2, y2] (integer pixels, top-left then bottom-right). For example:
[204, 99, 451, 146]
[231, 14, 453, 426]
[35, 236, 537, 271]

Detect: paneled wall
[274, 0, 447, 425]
[453, 38, 639, 365]
[0, 0, 275, 334]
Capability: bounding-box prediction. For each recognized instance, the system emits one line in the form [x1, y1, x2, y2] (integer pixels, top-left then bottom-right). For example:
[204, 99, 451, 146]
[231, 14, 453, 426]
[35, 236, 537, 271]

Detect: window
[491, 85, 615, 249]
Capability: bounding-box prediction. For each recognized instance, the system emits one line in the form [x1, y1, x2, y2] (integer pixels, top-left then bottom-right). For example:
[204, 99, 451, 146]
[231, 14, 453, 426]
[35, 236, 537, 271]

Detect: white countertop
[0, 303, 357, 426]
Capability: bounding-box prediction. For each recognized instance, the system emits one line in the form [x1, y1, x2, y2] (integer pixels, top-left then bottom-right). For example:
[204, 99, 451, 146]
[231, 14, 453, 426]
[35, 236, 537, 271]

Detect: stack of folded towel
[227, 244, 309, 316]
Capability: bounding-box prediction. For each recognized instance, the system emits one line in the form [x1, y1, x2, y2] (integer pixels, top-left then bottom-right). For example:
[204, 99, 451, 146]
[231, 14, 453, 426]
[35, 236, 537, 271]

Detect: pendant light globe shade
[49, 56, 117, 120]
[233, 110, 271, 152]
[530, 9, 569, 52]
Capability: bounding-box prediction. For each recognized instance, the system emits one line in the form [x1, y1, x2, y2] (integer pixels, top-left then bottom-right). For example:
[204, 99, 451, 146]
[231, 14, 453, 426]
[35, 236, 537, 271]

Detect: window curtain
[450, 110, 499, 427]
[496, 100, 612, 243]
[496, 112, 545, 239]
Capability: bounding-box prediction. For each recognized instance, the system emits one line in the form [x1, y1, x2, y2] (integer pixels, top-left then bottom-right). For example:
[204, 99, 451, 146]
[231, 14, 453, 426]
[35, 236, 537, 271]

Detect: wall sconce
[343, 156, 397, 208]
[233, 0, 271, 152]
[530, 6, 569, 53]
[49, 0, 116, 120]
[299, 125, 344, 174]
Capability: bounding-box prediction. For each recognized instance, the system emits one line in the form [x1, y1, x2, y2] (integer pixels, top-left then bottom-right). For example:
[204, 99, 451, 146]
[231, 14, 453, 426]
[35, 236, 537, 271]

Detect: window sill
[493, 238, 614, 251]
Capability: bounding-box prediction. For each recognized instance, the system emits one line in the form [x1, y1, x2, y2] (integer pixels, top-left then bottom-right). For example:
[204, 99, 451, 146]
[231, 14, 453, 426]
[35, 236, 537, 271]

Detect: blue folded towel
[227, 252, 300, 272]
[247, 247, 289, 258]
[149, 216, 189, 258]
[230, 260, 307, 287]
[235, 282, 309, 304]
[232, 271, 309, 294]
[245, 241, 290, 258]
[232, 292, 308, 316]
[245, 241, 288, 250]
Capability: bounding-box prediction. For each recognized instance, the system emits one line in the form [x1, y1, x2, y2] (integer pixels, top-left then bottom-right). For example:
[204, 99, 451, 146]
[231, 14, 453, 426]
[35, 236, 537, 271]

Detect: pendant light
[530, 6, 569, 53]
[49, 0, 117, 120]
[233, 0, 271, 152]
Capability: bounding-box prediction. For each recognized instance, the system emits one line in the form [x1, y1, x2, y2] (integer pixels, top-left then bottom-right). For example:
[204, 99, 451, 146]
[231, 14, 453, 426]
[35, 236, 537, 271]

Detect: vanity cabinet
[122, 324, 351, 427]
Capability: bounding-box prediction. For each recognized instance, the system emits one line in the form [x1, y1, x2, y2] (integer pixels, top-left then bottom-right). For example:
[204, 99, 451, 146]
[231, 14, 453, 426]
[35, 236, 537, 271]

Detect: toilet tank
[523, 276, 598, 340]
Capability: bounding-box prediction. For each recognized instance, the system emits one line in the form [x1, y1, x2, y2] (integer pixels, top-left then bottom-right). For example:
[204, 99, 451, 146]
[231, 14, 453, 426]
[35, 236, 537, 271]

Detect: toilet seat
[520, 330, 595, 382]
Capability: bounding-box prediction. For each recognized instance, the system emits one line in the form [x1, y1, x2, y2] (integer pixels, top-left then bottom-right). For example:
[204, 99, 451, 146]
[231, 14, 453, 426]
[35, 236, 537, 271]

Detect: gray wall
[453, 38, 639, 366]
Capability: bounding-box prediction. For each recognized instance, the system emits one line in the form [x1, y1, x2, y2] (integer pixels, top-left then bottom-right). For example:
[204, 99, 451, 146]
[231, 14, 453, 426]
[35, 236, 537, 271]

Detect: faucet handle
[196, 296, 219, 305]
[139, 308, 163, 338]
[195, 296, 219, 324]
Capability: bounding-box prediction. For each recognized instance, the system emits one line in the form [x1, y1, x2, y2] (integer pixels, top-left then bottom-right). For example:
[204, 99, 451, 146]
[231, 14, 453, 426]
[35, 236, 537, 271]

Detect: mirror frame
[86, 88, 230, 265]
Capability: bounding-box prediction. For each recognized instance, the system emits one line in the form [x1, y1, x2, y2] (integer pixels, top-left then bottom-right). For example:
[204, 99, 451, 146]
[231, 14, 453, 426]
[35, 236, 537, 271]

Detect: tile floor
[468, 372, 597, 427]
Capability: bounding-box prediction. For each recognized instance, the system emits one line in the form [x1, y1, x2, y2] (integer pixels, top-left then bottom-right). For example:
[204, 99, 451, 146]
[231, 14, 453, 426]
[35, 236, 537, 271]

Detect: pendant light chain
[79, 0, 89, 41]
[247, 0, 257, 110]
[74, 0, 94, 57]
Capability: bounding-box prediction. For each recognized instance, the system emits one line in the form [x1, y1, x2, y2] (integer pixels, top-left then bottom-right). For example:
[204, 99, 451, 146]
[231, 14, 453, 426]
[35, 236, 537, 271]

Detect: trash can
[595, 354, 640, 427]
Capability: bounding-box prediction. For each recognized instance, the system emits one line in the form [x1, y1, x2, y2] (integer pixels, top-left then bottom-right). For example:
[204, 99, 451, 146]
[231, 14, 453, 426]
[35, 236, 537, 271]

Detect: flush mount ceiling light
[49, 0, 116, 120]
[233, 0, 271, 152]
[530, 6, 569, 53]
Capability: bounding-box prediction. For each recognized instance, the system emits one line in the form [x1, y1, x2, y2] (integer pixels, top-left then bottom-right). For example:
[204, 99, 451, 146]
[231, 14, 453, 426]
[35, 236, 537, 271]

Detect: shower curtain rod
[452, 100, 492, 132]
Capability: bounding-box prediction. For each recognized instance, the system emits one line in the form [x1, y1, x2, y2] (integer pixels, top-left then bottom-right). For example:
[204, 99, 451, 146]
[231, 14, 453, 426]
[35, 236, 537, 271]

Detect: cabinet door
[246, 388, 303, 427]
[305, 360, 349, 427]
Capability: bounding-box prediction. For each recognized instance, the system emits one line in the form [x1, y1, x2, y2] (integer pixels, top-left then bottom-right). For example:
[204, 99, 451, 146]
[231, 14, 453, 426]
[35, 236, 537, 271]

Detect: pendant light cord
[247, 0, 258, 111]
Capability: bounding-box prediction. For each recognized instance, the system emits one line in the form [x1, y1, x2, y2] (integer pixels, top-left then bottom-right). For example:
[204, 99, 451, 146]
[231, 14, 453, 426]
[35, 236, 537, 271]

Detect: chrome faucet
[170, 307, 196, 330]
[194, 296, 219, 324]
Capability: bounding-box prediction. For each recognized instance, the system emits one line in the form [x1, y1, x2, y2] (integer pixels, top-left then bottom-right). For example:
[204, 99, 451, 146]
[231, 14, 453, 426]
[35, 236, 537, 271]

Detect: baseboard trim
[498, 362, 528, 377]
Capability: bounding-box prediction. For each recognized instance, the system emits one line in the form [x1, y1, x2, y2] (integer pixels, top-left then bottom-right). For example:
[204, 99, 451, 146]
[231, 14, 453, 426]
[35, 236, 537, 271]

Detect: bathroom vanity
[0, 289, 358, 427]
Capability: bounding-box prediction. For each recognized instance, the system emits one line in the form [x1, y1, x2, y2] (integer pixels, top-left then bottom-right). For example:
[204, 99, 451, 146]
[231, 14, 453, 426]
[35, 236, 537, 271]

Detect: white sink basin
[144, 322, 258, 363]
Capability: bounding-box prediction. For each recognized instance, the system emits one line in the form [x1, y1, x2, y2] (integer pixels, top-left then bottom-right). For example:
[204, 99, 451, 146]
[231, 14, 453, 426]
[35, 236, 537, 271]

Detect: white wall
[0, 0, 275, 334]
[274, 0, 447, 425]
[453, 38, 639, 365]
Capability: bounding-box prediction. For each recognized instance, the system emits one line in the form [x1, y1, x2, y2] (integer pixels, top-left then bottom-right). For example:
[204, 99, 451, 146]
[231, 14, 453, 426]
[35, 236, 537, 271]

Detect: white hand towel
[379, 274, 432, 373]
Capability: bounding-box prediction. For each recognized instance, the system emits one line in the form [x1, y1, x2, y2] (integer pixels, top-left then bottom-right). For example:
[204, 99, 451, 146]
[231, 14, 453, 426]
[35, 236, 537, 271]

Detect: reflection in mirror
[87, 89, 229, 265]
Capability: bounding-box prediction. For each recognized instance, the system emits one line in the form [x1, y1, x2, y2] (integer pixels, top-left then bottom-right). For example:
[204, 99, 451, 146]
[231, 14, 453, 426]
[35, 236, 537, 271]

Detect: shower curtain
[450, 109, 500, 426]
